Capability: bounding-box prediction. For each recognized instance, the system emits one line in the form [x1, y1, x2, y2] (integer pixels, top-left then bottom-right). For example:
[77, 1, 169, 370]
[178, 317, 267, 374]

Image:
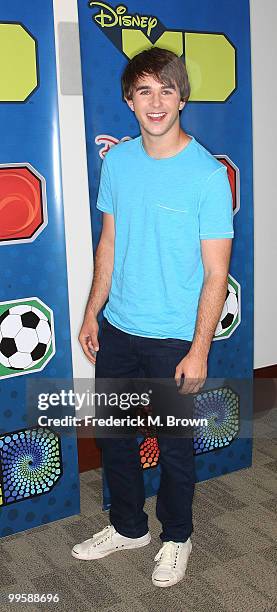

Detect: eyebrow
[135, 84, 176, 91]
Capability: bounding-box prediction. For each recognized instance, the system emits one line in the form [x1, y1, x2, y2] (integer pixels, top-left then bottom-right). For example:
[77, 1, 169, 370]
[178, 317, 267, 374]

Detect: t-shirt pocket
[155, 203, 189, 214]
[153, 202, 190, 245]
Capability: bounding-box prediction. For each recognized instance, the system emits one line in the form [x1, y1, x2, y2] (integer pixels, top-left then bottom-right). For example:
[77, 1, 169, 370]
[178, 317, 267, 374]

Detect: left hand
[175, 351, 207, 395]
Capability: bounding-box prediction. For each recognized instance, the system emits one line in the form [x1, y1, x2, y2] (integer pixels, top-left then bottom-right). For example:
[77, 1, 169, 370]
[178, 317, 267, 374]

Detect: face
[125, 73, 185, 139]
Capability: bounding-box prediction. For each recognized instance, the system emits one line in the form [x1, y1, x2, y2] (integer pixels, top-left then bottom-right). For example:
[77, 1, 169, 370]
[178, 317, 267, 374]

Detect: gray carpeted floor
[0, 406, 276, 612]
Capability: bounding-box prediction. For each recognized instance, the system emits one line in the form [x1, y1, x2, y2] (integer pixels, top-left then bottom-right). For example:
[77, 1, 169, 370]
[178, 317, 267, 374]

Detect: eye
[140, 90, 150, 95]
[162, 90, 173, 95]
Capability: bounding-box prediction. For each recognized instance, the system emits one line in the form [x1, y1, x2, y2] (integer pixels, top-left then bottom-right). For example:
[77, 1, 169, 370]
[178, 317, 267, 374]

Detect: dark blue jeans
[95, 318, 195, 543]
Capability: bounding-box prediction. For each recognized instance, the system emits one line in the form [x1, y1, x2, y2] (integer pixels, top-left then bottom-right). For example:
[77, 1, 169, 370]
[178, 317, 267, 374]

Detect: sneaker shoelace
[89, 525, 115, 549]
[154, 541, 180, 568]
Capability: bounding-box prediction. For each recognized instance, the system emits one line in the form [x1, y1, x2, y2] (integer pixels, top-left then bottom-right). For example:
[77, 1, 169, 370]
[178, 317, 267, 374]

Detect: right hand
[78, 313, 99, 365]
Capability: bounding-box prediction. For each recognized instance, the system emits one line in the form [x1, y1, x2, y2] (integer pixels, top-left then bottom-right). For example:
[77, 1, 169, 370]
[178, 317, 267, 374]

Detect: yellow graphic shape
[122, 30, 183, 59]
[0, 23, 37, 102]
[185, 33, 235, 101]
[121, 29, 236, 102]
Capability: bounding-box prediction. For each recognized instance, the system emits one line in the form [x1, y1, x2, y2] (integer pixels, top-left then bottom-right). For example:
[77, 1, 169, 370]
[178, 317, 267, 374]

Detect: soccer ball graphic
[214, 279, 240, 339]
[0, 305, 52, 370]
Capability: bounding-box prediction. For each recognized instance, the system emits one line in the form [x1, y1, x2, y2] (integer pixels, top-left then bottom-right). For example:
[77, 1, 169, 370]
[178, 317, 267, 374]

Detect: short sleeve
[96, 156, 114, 214]
[198, 166, 234, 239]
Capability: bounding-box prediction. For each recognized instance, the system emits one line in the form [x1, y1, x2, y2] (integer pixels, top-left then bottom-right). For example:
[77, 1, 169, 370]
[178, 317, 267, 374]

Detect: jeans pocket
[102, 318, 124, 337]
[160, 338, 192, 352]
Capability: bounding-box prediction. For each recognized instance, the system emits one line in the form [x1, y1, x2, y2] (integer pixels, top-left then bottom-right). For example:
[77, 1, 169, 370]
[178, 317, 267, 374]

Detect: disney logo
[95, 134, 132, 158]
[89, 2, 158, 38]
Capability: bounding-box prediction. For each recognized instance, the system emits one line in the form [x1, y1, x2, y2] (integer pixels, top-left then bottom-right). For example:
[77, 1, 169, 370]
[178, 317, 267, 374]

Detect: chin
[142, 120, 169, 135]
[145, 126, 172, 138]
[143, 116, 178, 137]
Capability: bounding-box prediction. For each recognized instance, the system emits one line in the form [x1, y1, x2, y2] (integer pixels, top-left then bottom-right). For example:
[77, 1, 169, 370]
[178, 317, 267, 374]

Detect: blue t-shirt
[96, 135, 234, 341]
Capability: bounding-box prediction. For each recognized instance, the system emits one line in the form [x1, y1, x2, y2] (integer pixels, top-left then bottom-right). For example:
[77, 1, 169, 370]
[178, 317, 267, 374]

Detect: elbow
[204, 270, 229, 286]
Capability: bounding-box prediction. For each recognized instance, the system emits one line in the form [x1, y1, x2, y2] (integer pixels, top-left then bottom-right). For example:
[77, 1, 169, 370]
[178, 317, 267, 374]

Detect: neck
[141, 126, 191, 159]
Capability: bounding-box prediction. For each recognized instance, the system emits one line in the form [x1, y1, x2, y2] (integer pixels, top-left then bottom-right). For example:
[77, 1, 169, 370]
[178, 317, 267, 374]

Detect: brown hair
[122, 47, 190, 103]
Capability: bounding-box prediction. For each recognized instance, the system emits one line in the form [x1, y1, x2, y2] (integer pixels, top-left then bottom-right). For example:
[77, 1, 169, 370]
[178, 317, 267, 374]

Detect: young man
[72, 48, 233, 587]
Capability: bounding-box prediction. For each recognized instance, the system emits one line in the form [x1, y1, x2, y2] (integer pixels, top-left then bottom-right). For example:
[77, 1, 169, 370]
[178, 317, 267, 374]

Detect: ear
[125, 97, 135, 112]
[179, 99, 186, 111]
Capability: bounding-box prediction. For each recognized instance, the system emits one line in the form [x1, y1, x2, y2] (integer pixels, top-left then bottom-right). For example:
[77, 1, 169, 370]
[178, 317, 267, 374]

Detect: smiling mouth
[147, 112, 167, 122]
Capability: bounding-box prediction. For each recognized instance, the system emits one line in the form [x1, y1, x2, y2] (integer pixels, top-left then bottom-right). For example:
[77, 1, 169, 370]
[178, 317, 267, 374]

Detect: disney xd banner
[0, 0, 80, 537]
[77, 0, 254, 507]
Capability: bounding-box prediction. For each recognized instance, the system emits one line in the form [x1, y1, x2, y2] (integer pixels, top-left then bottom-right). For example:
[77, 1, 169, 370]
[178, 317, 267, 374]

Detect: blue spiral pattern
[0, 427, 62, 506]
[193, 387, 239, 454]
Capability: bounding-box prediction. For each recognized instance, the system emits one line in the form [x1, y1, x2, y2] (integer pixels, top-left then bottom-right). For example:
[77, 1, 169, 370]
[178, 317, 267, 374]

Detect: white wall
[53, 0, 277, 371]
[250, 0, 277, 368]
[53, 0, 94, 386]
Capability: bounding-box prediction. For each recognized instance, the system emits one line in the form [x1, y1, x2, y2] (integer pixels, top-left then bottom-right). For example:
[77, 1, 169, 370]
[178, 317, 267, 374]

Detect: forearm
[190, 273, 228, 359]
[85, 240, 114, 318]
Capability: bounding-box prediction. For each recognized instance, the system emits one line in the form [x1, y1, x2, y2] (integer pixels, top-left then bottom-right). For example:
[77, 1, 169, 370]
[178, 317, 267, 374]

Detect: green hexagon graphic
[0, 23, 38, 102]
[214, 274, 241, 340]
[0, 297, 55, 379]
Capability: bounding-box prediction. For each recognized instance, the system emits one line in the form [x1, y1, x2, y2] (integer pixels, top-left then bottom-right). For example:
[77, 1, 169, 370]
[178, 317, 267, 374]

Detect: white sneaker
[71, 525, 151, 560]
[152, 538, 192, 587]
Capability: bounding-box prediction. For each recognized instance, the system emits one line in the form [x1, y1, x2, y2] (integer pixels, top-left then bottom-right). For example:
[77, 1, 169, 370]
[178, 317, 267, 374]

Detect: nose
[151, 91, 162, 108]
